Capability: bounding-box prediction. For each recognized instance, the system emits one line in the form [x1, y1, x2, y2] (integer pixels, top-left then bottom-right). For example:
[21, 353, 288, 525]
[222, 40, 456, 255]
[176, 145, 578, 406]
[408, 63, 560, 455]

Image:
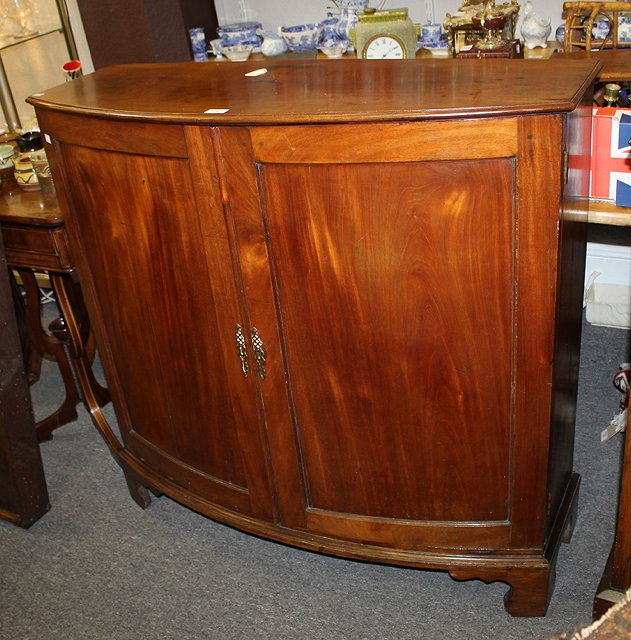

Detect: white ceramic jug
[520, 1, 551, 49]
[258, 30, 287, 56]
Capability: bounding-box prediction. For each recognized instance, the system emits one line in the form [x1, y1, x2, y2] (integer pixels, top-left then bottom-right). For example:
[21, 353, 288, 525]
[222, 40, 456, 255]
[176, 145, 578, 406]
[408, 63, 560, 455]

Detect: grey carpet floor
[0, 315, 629, 640]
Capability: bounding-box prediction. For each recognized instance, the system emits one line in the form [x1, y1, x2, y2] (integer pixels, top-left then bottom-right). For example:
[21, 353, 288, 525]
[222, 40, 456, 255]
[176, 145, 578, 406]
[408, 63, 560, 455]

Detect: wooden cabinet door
[223, 116, 564, 551]
[45, 120, 274, 520]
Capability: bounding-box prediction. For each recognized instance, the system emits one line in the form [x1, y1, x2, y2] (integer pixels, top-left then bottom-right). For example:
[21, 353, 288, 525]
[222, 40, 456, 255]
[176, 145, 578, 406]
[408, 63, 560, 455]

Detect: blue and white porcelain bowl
[279, 23, 323, 51]
[317, 41, 350, 58]
[217, 22, 262, 51]
[222, 44, 254, 62]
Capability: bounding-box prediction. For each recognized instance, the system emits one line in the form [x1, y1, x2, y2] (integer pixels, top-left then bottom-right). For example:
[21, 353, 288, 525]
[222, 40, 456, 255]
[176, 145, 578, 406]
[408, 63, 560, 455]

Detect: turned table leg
[15, 268, 81, 441]
[13, 268, 110, 441]
[49, 272, 110, 410]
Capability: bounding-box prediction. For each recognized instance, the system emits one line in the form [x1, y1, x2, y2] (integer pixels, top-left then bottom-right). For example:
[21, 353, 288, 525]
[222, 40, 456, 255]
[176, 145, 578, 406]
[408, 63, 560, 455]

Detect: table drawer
[1, 223, 73, 271]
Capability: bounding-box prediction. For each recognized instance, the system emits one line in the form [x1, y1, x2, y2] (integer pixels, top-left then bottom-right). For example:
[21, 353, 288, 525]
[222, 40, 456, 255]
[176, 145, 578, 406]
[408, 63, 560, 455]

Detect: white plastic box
[584, 242, 631, 328]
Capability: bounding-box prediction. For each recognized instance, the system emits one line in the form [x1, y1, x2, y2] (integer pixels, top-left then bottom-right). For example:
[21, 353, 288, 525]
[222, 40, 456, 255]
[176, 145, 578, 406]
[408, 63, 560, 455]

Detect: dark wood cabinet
[76, 0, 219, 68]
[29, 58, 600, 616]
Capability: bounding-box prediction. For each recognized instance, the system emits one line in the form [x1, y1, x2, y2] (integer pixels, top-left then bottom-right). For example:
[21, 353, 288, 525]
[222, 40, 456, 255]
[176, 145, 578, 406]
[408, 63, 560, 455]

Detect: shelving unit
[0, 0, 78, 132]
[563, 1, 631, 52]
[566, 198, 631, 226]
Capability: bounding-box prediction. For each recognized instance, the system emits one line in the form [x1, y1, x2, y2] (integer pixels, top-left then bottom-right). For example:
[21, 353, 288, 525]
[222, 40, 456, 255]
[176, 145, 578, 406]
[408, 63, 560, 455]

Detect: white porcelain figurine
[520, 1, 551, 49]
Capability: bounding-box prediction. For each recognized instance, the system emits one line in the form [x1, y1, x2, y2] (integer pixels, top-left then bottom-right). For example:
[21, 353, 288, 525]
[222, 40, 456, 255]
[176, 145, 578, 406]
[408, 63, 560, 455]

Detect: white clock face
[364, 36, 405, 59]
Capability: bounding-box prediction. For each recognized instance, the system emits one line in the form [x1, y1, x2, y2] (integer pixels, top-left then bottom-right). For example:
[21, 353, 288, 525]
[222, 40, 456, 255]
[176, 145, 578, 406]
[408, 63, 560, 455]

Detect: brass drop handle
[235, 324, 267, 380]
[251, 327, 267, 380]
[235, 324, 249, 376]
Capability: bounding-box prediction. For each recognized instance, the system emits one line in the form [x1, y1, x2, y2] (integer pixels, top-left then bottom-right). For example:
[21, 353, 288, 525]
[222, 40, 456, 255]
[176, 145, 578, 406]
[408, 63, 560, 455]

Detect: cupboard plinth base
[116, 448, 580, 618]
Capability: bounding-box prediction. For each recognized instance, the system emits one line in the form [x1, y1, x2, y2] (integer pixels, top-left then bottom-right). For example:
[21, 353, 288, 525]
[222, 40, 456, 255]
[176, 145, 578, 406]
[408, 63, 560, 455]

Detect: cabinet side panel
[510, 114, 567, 548]
[546, 106, 591, 533]
[259, 159, 514, 522]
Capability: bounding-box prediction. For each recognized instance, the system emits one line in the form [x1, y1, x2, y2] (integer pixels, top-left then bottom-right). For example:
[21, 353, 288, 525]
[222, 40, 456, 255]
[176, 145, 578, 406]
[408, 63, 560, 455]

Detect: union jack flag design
[590, 107, 631, 206]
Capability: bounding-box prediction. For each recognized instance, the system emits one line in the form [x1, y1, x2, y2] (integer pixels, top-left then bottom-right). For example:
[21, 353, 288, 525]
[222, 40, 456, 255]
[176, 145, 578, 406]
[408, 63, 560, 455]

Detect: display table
[553, 48, 631, 227]
[554, 48, 631, 82]
[0, 185, 109, 441]
[566, 199, 631, 227]
[29, 57, 601, 617]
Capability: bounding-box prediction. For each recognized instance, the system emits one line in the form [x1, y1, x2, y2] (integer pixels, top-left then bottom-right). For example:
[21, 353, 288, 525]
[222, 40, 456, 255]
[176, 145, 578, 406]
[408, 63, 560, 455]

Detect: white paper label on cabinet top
[204, 108, 230, 114]
[245, 68, 268, 77]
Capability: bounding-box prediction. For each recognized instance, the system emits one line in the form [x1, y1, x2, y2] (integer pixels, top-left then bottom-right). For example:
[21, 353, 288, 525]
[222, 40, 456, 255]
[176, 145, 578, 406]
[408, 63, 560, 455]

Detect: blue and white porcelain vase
[333, 0, 369, 44]
[590, 18, 611, 41]
[320, 13, 342, 47]
[520, 1, 551, 49]
[555, 24, 565, 46]
[620, 15, 631, 43]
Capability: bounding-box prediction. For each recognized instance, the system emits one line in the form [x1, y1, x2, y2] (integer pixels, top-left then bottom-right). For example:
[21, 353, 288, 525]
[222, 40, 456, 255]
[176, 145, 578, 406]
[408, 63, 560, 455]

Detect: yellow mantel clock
[350, 8, 419, 59]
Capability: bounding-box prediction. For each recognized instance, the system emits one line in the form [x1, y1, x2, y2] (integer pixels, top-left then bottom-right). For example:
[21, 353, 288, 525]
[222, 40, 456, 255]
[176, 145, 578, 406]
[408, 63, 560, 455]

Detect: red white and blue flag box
[590, 107, 631, 207]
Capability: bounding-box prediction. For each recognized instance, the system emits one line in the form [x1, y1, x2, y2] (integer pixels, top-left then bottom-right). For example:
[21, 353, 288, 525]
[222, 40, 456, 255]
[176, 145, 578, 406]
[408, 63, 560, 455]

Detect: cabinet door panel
[56, 135, 272, 517]
[258, 158, 514, 522]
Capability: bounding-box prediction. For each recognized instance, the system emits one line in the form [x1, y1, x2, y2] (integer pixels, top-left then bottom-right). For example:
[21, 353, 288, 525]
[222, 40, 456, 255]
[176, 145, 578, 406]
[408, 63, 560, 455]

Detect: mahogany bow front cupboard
[28, 58, 600, 617]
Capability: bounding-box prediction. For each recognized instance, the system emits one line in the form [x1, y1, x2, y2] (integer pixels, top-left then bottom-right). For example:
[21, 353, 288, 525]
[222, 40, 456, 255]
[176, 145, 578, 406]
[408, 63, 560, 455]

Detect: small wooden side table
[551, 49, 631, 228]
[0, 184, 109, 441]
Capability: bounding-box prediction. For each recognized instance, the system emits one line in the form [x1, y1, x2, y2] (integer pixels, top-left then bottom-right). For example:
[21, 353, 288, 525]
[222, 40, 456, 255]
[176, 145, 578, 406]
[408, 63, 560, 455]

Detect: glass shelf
[0, 25, 62, 53]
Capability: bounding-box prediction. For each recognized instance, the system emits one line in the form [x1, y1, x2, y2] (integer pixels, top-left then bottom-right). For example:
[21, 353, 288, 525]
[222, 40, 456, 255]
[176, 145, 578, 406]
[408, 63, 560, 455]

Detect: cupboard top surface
[28, 58, 601, 125]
